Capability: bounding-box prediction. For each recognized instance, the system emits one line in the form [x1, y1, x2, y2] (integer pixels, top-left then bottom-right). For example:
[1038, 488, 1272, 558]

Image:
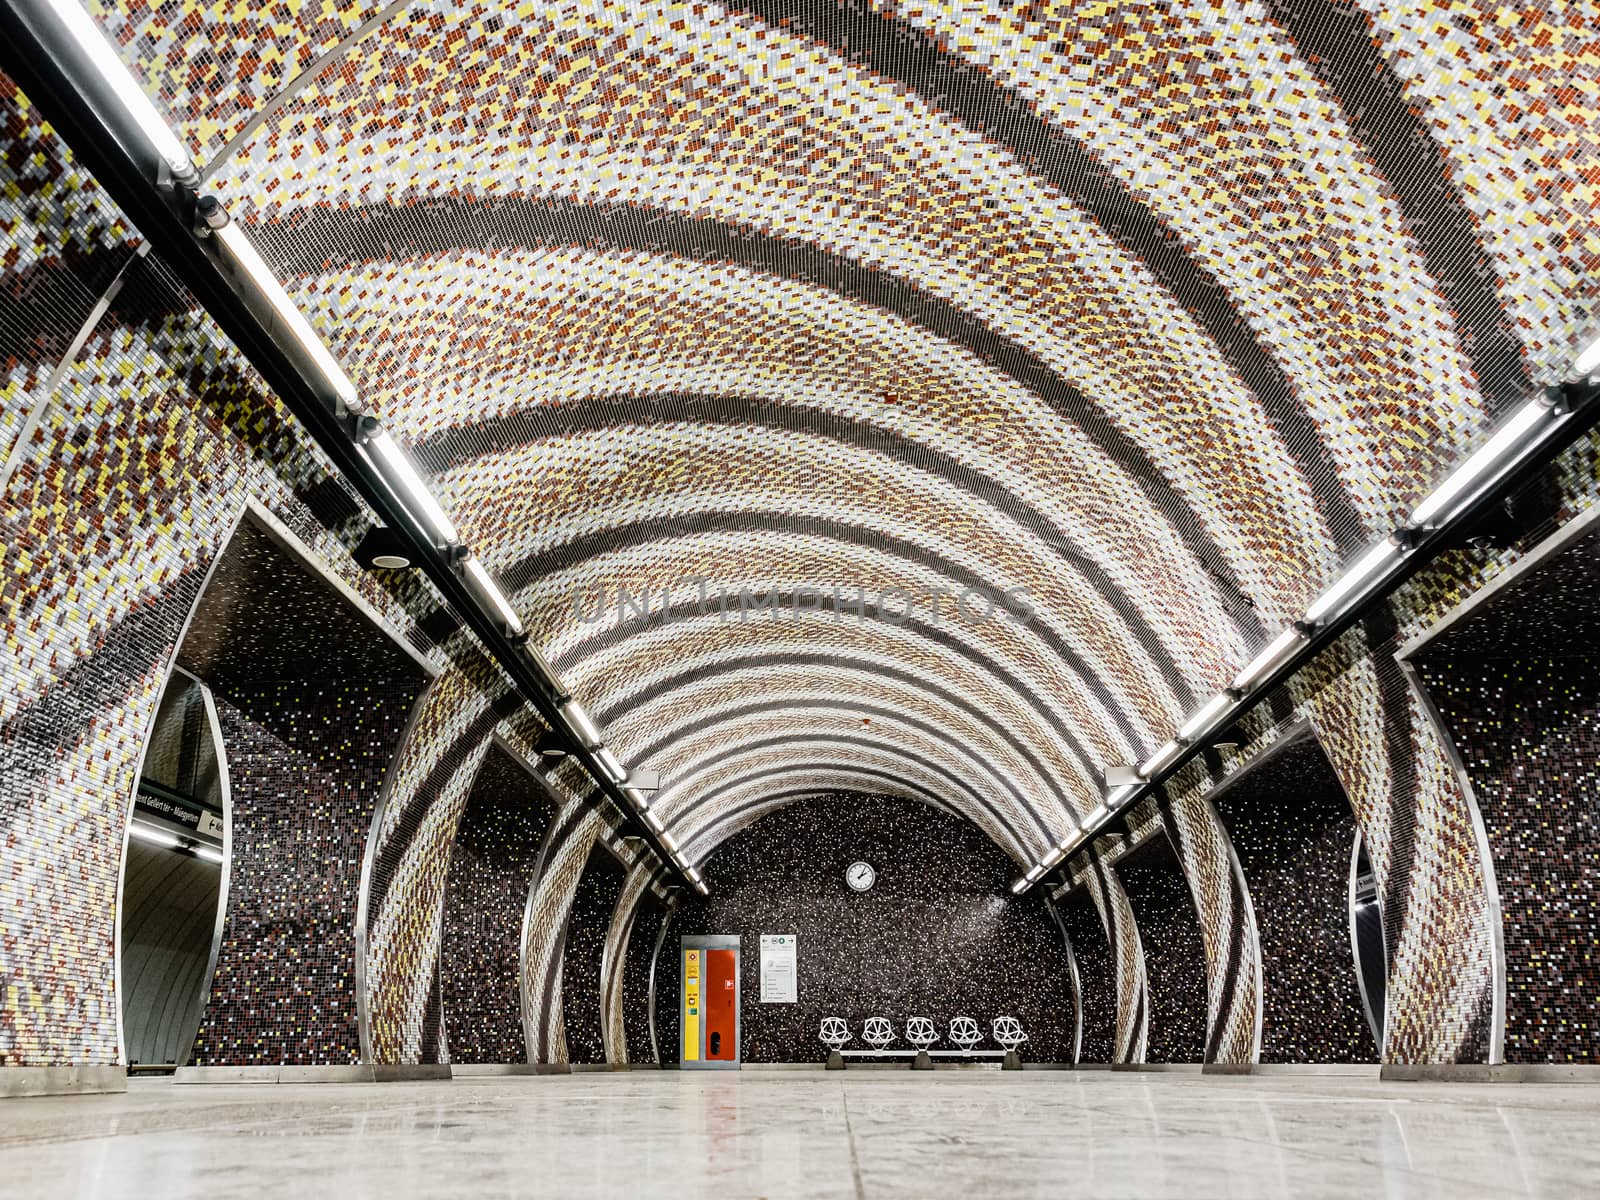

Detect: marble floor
[3, 1071, 1599, 1198]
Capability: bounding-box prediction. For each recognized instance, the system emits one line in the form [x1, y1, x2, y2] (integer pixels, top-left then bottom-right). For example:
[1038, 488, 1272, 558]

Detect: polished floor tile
[3, 1072, 1600, 1198]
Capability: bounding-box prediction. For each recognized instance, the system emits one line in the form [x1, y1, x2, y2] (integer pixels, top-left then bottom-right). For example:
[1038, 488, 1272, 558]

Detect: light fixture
[360, 424, 460, 547]
[593, 747, 626, 783]
[206, 210, 361, 411]
[1140, 738, 1188, 778]
[1010, 877, 1029, 895]
[1103, 763, 1142, 788]
[1039, 846, 1065, 870]
[128, 820, 180, 850]
[1177, 691, 1239, 742]
[1231, 626, 1306, 691]
[561, 698, 603, 748]
[642, 808, 664, 832]
[686, 866, 702, 884]
[622, 784, 648, 809]
[1024, 865, 1044, 882]
[659, 831, 679, 853]
[1105, 784, 1141, 808]
[190, 843, 224, 864]
[693, 880, 709, 896]
[1409, 396, 1554, 527]
[1303, 538, 1404, 625]
[1574, 333, 1600, 378]
[461, 554, 523, 635]
[46, 0, 194, 177]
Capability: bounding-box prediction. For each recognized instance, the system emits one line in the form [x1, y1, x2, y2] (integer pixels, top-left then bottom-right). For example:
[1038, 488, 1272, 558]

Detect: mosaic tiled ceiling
[92, 0, 1599, 863]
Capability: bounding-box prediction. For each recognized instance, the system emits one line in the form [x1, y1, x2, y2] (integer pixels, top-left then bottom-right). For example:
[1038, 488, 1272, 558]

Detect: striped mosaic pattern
[3, 0, 1599, 1075]
[170, 0, 1595, 879]
[600, 860, 660, 1065]
[1161, 792, 1263, 1065]
[1080, 853, 1150, 1065]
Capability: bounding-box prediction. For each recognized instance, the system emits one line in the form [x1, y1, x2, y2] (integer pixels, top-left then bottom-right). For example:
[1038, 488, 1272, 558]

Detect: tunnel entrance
[118, 670, 229, 1074]
[116, 506, 432, 1072]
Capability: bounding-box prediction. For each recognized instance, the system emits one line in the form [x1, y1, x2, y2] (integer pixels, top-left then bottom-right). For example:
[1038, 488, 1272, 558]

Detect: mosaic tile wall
[661, 792, 1075, 1063]
[1414, 525, 1600, 1063]
[1159, 791, 1262, 1064]
[561, 843, 628, 1065]
[0, 73, 531, 1072]
[169, 0, 1599, 900]
[1082, 855, 1150, 1064]
[177, 517, 428, 1066]
[1057, 889, 1114, 1066]
[1207, 731, 1377, 1065]
[438, 744, 559, 1064]
[5, 0, 1600, 1077]
[600, 860, 664, 1065]
[519, 801, 613, 1065]
[1115, 832, 1209, 1064]
[621, 893, 671, 1065]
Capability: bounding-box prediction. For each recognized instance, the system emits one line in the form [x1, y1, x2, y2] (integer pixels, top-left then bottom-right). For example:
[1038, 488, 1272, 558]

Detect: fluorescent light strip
[211, 218, 359, 410]
[1232, 627, 1305, 691]
[642, 808, 664, 833]
[1105, 784, 1141, 808]
[128, 820, 181, 850]
[1010, 878, 1028, 895]
[462, 555, 522, 635]
[362, 427, 459, 547]
[562, 699, 602, 748]
[1574, 333, 1600, 378]
[48, 0, 193, 175]
[1024, 865, 1044, 882]
[1177, 692, 1236, 742]
[622, 785, 648, 809]
[129, 819, 222, 864]
[1304, 539, 1403, 624]
[594, 747, 625, 783]
[659, 831, 679, 854]
[685, 867, 702, 883]
[1410, 398, 1551, 526]
[1140, 738, 1187, 778]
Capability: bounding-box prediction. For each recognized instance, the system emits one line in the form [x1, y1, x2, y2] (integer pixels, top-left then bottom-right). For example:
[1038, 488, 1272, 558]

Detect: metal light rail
[0, 0, 701, 892]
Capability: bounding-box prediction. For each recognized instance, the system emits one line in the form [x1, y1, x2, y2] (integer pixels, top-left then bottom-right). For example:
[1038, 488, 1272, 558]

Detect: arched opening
[117, 670, 229, 1074]
[654, 790, 1074, 1064]
[1408, 515, 1600, 1064]
[1208, 726, 1378, 1064]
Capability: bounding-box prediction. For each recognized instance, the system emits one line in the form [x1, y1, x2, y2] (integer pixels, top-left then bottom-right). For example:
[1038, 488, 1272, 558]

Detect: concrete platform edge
[1382, 1063, 1600, 1083]
[1, 1065, 128, 1098]
[173, 1064, 453, 1084]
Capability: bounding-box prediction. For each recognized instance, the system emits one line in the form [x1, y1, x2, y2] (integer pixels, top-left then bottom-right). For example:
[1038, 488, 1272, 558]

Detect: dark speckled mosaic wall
[439, 744, 559, 1064]
[560, 844, 628, 1065]
[183, 518, 428, 1066]
[662, 792, 1074, 1064]
[1057, 889, 1113, 1065]
[1115, 831, 1208, 1063]
[1414, 526, 1600, 1064]
[622, 896, 670, 1065]
[1211, 731, 1376, 1065]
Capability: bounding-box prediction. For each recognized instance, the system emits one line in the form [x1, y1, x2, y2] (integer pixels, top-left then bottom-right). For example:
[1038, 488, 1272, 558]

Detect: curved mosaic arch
[8, 0, 1593, 1078]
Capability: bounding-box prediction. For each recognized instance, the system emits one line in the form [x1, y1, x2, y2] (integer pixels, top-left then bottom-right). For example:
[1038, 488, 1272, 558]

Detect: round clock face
[846, 861, 876, 892]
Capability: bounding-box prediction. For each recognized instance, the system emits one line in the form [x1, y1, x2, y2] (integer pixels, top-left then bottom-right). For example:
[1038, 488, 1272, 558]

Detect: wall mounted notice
[759, 934, 797, 1003]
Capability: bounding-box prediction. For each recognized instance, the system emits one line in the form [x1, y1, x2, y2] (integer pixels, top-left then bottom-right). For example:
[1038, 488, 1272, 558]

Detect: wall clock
[845, 861, 876, 893]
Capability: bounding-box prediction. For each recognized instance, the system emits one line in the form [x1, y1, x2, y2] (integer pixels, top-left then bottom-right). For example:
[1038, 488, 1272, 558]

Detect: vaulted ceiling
[94, 0, 1598, 863]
